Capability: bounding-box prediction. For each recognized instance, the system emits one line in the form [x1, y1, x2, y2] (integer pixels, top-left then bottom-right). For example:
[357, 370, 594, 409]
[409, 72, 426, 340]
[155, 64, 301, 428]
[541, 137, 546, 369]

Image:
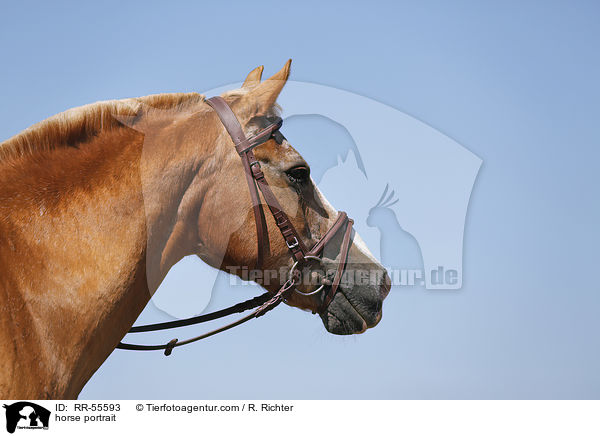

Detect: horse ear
[242, 65, 264, 88]
[245, 59, 291, 114]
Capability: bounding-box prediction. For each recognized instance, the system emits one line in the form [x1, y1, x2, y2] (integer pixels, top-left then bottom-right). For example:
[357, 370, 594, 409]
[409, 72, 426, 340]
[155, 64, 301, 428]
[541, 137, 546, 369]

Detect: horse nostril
[379, 271, 391, 300]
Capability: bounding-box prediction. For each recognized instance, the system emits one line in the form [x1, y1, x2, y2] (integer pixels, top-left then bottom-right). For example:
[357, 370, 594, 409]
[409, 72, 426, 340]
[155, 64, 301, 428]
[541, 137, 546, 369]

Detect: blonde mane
[0, 93, 206, 161]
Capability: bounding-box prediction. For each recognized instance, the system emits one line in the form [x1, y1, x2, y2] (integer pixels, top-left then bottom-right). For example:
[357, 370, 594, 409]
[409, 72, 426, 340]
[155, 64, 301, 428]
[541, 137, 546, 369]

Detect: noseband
[117, 96, 353, 356]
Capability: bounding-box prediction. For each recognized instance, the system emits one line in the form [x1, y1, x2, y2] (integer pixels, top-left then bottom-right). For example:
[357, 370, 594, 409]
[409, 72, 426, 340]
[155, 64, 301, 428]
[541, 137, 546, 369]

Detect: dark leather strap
[117, 281, 294, 355]
[205, 97, 269, 268]
[307, 212, 349, 257]
[205, 97, 251, 153]
[236, 118, 283, 154]
[320, 218, 353, 311]
[126, 292, 271, 333]
[206, 96, 308, 263]
[250, 163, 308, 261]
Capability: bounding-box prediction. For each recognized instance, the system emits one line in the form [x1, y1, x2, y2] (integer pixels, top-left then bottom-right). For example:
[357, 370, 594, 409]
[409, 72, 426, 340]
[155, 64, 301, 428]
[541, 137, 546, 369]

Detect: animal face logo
[2, 402, 50, 433]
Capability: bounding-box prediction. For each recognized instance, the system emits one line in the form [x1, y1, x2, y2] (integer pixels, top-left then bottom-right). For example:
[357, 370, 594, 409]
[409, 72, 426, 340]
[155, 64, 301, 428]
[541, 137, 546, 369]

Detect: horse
[0, 60, 390, 399]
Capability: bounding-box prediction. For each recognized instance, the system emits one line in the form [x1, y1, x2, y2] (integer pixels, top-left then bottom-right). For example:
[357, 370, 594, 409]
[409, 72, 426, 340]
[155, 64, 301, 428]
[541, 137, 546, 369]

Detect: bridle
[117, 97, 354, 355]
[117, 96, 354, 356]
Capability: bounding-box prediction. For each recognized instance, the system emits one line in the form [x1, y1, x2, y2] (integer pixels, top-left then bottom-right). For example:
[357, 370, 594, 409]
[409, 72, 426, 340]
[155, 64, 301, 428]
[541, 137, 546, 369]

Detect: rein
[117, 96, 354, 356]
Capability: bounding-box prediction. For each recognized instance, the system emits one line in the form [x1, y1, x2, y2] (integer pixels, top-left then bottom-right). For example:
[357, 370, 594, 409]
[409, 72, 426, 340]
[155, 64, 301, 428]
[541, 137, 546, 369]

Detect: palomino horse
[0, 60, 390, 399]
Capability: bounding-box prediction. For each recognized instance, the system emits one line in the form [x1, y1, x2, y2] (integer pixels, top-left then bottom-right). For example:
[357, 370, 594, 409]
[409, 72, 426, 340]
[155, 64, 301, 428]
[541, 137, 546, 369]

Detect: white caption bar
[0, 400, 598, 436]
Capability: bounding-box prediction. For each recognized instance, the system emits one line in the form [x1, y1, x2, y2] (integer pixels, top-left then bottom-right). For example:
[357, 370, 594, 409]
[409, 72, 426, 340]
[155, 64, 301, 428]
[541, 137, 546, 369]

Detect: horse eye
[286, 166, 310, 184]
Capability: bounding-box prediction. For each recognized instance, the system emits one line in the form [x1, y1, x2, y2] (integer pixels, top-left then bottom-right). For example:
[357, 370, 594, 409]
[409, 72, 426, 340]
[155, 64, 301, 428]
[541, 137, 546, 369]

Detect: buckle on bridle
[286, 237, 299, 249]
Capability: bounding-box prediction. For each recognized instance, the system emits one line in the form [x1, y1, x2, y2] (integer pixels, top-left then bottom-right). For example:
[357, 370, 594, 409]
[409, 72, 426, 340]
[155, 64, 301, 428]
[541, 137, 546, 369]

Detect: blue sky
[1, 1, 599, 399]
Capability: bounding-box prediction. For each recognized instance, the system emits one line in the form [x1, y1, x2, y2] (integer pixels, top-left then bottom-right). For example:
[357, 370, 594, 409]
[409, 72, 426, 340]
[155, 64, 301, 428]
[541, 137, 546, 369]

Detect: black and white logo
[3, 402, 50, 433]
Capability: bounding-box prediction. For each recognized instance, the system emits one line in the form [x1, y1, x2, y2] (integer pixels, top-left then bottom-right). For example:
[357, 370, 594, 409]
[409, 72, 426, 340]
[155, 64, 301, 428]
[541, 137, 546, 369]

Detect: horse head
[154, 61, 390, 334]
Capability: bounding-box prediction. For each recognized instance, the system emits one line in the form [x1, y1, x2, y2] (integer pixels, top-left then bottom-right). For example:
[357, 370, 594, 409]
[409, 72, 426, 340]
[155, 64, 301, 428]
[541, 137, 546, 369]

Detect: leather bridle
[117, 96, 354, 356]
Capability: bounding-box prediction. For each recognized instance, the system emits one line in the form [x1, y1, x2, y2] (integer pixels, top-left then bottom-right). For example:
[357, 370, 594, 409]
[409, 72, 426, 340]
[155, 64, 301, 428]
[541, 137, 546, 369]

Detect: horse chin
[319, 272, 391, 335]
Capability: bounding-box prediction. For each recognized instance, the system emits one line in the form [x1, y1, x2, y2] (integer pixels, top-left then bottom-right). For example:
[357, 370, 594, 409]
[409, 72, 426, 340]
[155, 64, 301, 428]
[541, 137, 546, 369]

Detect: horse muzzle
[319, 267, 391, 335]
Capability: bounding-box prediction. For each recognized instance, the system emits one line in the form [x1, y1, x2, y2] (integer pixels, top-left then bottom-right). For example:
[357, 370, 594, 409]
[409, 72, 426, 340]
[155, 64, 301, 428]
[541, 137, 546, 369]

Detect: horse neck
[0, 123, 204, 399]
